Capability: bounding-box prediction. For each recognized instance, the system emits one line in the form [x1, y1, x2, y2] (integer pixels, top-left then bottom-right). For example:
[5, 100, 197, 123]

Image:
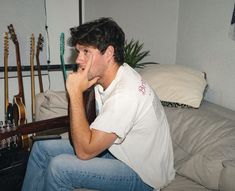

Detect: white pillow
[35, 90, 68, 121]
[138, 64, 207, 108]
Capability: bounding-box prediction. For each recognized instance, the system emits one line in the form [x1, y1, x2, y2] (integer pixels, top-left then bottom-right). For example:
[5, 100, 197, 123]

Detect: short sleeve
[90, 93, 138, 144]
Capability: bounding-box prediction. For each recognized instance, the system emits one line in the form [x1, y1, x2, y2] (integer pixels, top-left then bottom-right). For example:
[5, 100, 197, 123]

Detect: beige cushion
[162, 174, 209, 191]
[164, 101, 235, 190]
[35, 90, 68, 121]
[219, 160, 235, 191]
[139, 64, 207, 108]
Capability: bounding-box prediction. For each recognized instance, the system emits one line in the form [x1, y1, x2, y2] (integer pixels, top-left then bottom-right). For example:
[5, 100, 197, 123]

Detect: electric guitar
[4, 32, 13, 124]
[60, 32, 67, 86]
[30, 34, 36, 122]
[7, 24, 27, 126]
[36, 33, 44, 93]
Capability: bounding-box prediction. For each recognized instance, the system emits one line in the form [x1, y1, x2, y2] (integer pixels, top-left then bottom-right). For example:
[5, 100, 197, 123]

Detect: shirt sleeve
[90, 92, 138, 144]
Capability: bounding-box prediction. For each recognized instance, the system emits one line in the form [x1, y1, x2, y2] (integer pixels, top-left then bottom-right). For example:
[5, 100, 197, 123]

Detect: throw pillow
[138, 64, 207, 108]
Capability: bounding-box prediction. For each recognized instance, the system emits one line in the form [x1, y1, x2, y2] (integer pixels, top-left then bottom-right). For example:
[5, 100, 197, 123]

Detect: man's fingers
[84, 54, 93, 73]
[88, 77, 100, 88]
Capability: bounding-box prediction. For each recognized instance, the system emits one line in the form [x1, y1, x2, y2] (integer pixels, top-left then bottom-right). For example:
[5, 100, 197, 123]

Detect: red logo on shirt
[138, 79, 147, 95]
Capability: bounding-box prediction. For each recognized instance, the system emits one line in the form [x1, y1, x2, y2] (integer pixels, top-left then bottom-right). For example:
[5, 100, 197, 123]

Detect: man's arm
[66, 54, 117, 160]
[69, 91, 117, 160]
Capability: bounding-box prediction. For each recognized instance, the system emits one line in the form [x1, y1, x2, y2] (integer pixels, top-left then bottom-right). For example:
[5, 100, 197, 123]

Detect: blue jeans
[22, 139, 153, 191]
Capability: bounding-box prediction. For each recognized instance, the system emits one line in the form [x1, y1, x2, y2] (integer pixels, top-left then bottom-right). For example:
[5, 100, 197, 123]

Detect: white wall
[84, 0, 179, 65]
[0, 0, 80, 123]
[85, 0, 235, 111]
[46, 0, 80, 65]
[0, 0, 47, 123]
[176, 0, 235, 110]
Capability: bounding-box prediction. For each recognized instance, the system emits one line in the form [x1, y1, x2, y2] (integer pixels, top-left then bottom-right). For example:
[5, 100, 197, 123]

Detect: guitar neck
[15, 43, 25, 104]
[36, 33, 44, 93]
[4, 33, 9, 116]
[36, 54, 44, 93]
[60, 33, 67, 84]
[60, 55, 67, 82]
[30, 34, 36, 121]
[4, 59, 9, 115]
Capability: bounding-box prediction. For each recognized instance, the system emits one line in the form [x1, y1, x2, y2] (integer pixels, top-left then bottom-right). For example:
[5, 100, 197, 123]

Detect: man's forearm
[69, 91, 93, 158]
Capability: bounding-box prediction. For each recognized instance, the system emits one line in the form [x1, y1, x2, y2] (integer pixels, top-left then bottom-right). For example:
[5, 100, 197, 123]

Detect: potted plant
[124, 39, 156, 68]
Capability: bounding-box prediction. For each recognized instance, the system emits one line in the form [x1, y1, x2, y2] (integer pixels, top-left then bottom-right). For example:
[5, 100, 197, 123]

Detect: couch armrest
[219, 160, 235, 191]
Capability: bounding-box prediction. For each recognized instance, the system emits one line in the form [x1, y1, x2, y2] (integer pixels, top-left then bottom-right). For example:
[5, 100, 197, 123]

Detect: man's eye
[84, 49, 89, 55]
[75, 49, 80, 54]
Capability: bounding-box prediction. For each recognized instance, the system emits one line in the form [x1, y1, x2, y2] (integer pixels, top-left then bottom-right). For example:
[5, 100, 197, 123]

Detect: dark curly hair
[69, 17, 125, 65]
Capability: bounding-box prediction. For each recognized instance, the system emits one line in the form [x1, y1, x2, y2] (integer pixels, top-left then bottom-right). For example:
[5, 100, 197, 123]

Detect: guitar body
[13, 96, 27, 126]
[13, 96, 28, 148]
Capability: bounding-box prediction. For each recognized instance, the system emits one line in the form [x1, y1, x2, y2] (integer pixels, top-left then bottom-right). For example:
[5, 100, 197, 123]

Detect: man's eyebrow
[75, 48, 80, 53]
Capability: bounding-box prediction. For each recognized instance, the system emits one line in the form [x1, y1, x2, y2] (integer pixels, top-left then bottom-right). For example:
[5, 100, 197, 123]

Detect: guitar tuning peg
[12, 122, 16, 130]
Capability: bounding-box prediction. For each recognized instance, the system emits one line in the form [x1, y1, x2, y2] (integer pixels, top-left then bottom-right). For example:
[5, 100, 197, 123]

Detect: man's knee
[47, 154, 71, 178]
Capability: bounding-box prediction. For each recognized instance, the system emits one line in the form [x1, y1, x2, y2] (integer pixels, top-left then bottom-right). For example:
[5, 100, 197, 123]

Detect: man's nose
[75, 53, 84, 64]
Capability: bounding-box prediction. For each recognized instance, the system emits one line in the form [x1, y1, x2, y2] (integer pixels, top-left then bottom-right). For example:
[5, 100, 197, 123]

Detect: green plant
[124, 39, 150, 68]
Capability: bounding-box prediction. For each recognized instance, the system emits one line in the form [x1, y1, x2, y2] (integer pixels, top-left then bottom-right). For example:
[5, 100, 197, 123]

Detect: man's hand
[66, 54, 99, 97]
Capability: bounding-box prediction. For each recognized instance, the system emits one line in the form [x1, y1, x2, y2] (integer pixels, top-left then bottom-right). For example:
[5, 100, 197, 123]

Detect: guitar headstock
[4, 32, 9, 56]
[36, 33, 44, 55]
[30, 34, 35, 57]
[7, 24, 18, 45]
[60, 32, 65, 56]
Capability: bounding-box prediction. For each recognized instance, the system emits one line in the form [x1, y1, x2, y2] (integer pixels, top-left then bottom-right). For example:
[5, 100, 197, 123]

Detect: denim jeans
[22, 139, 153, 191]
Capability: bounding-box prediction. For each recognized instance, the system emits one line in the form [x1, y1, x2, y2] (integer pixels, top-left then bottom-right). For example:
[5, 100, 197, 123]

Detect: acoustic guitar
[30, 34, 36, 122]
[7, 24, 27, 126]
[36, 33, 44, 93]
[60, 32, 67, 86]
[8, 24, 29, 148]
[4, 32, 13, 124]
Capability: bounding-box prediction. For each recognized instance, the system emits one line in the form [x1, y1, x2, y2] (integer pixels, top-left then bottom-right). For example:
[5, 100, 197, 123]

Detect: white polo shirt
[90, 63, 175, 189]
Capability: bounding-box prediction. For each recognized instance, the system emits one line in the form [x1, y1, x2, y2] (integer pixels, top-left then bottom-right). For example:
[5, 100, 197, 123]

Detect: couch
[35, 64, 235, 191]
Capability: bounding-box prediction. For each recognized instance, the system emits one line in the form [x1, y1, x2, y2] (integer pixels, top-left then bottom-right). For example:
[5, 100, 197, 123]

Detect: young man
[22, 17, 175, 191]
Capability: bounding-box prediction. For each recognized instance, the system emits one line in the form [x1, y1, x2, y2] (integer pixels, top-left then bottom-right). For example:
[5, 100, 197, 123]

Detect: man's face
[75, 44, 107, 81]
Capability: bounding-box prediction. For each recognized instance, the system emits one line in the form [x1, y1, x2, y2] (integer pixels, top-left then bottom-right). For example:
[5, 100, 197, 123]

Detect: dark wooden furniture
[0, 115, 69, 141]
[0, 148, 29, 191]
[0, 116, 70, 191]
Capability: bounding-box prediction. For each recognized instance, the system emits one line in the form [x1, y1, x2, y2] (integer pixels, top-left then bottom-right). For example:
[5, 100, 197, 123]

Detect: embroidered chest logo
[138, 79, 147, 95]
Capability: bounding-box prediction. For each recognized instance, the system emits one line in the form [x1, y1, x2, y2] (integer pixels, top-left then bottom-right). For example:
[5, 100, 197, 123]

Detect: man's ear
[105, 45, 115, 61]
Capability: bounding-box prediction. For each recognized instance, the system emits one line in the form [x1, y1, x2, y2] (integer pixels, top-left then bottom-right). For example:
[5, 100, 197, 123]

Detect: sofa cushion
[219, 160, 235, 191]
[35, 90, 68, 121]
[164, 101, 235, 190]
[162, 174, 209, 191]
[138, 64, 207, 108]
[75, 175, 208, 191]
